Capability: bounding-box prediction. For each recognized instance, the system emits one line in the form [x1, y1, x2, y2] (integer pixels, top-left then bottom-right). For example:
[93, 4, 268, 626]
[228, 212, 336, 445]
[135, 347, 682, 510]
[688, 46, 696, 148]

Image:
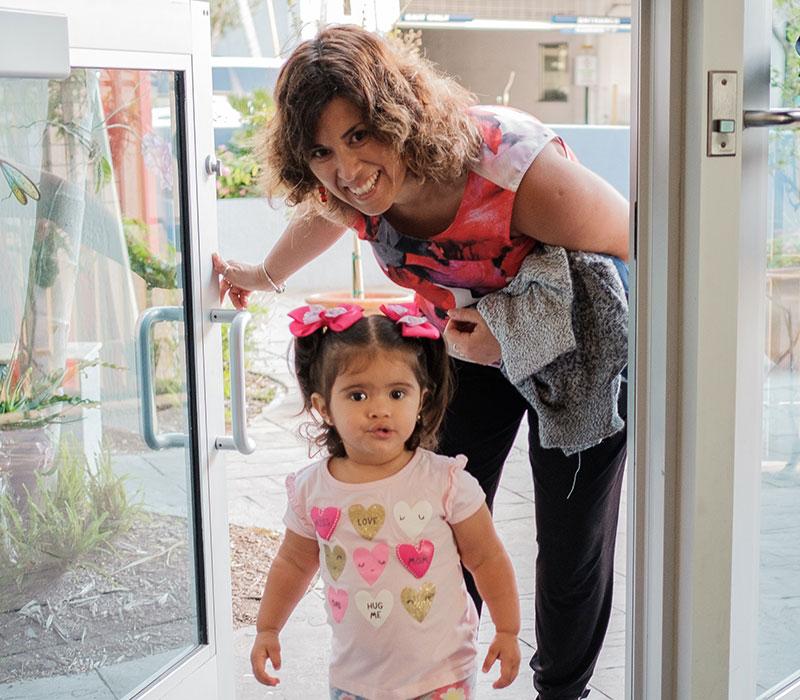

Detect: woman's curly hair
[293, 314, 452, 459]
[259, 24, 482, 218]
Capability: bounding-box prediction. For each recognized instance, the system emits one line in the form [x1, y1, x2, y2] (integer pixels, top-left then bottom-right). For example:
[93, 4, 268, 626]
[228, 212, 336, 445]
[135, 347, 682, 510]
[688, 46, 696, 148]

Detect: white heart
[393, 500, 433, 539]
[355, 589, 393, 628]
[303, 305, 326, 323]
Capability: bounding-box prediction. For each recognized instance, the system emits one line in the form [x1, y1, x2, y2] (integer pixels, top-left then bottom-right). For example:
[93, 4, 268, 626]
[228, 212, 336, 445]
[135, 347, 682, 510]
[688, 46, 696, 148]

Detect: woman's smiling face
[307, 97, 411, 216]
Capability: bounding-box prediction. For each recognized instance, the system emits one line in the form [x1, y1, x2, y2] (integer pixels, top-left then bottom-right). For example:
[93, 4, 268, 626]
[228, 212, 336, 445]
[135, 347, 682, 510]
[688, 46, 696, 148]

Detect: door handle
[135, 306, 189, 450]
[210, 309, 256, 455]
[743, 109, 800, 128]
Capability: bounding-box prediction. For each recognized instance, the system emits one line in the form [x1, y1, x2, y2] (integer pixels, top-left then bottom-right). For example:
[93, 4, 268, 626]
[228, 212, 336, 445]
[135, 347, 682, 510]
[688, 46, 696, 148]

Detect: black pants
[439, 359, 627, 700]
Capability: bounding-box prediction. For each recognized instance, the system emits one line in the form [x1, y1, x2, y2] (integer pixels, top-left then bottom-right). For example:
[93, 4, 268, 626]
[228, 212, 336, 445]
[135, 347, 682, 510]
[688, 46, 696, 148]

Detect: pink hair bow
[379, 303, 440, 339]
[288, 304, 364, 337]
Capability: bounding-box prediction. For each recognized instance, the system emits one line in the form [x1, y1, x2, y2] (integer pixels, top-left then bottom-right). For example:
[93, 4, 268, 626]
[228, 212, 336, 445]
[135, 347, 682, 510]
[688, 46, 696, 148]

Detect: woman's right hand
[211, 252, 264, 309]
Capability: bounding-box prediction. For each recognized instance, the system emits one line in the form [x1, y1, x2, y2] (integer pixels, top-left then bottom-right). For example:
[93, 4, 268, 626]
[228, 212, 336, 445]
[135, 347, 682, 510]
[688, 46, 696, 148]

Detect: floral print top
[354, 105, 574, 331]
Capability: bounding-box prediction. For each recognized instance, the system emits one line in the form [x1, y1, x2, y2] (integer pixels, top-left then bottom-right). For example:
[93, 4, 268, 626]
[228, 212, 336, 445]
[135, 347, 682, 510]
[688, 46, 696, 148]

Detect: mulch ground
[229, 524, 282, 628]
[0, 517, 285, 684]
[0, 513, 194, 684]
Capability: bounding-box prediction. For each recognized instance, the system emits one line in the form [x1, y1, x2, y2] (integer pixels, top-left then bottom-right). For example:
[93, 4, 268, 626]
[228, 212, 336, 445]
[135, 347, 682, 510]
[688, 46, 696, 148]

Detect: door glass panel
[760, 3, 800, 694]
[0, 68, 201, 698]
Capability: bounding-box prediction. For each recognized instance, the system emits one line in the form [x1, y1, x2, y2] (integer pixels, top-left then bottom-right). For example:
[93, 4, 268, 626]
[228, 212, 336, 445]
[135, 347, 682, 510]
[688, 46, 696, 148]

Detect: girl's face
[307, 97, 411, 216]
[311, 350, 425, 469]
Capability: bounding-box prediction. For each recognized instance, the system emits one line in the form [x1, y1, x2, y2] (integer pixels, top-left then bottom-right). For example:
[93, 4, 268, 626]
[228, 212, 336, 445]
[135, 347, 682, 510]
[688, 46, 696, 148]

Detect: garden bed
[0, 512, 194, 684]
[229, 524, 281, 628]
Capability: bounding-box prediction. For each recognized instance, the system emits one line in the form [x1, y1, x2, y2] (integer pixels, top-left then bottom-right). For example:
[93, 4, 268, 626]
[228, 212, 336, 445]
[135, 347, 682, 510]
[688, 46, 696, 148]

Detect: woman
[214, 24, 628, 700]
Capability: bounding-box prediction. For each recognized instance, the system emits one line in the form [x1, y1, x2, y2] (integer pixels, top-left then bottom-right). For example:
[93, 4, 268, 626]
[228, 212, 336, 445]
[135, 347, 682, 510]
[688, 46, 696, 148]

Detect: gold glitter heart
[400, 582, 436, 623]
[323, 543, 346, 581]
[348, 504, 385, 540]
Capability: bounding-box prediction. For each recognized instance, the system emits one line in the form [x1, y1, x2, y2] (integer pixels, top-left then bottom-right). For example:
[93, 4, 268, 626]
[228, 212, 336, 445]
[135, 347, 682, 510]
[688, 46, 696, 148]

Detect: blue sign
[552, 15, 631, 25]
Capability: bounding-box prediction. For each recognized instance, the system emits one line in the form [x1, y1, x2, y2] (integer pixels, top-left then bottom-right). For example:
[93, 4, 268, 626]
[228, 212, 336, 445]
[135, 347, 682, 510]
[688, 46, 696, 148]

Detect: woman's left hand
[443, 308, 502, 365]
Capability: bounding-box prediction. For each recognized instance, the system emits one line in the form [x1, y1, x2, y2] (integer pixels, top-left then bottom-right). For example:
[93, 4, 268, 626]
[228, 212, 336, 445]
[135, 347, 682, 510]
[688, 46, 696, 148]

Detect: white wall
[216, 198, 402, 293]
[417, 27, 631, 125]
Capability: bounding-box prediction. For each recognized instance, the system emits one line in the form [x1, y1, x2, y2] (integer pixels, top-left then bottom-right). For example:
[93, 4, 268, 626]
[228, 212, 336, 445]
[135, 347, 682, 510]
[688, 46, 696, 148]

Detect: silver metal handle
[211, 309, 256, 454]
[743, 109, 800, 128]
[205, 154, 221, 176]
[135, 306, 189, 450]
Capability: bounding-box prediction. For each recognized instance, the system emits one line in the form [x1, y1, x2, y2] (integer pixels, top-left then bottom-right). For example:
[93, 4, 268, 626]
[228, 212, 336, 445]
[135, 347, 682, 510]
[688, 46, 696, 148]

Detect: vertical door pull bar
[210, 309, 256, 454]
[135, 306, 189, 449]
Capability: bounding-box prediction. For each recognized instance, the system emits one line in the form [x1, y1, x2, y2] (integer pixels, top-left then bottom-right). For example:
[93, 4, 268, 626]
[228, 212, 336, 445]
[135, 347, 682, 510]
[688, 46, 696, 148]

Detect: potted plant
[303, 231, 414, 314]
[0, 357, 99, 503]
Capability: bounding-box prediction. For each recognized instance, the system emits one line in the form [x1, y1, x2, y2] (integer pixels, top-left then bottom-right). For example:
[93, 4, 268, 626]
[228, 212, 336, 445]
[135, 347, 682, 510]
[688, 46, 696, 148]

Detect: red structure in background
[98, 70, 160, 253]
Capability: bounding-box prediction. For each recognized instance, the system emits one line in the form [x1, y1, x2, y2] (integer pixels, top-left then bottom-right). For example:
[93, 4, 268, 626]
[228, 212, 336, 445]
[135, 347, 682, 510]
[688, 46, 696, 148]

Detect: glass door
[0, 3, 233, 698]
[744, 1, 800, 696]
[634, 0, 800, 696]
[0, 65, 200, 699]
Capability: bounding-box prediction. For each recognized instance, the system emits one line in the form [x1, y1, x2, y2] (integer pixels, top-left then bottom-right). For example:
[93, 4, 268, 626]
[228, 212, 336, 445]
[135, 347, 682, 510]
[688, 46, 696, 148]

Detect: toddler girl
[250, 302, 520, 699]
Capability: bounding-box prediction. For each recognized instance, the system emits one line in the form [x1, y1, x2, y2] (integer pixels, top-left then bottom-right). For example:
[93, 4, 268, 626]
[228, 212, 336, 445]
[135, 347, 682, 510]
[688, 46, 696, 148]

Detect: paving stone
[234, 594, 331, 700]
[115, 453, 191, 518]
[228, 494, 287, 531]
[493, 499, 535, 523]
[226, 475, 287, 498]
[96, 648, 190, 698]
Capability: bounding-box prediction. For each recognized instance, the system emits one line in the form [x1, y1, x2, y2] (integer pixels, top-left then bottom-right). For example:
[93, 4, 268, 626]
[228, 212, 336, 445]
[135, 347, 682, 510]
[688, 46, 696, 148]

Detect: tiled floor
[228, 293, 627, 699]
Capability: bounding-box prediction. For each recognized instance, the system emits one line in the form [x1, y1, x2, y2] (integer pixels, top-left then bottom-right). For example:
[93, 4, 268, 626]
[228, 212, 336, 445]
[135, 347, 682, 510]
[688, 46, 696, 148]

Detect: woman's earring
[318, 185, 328, 204]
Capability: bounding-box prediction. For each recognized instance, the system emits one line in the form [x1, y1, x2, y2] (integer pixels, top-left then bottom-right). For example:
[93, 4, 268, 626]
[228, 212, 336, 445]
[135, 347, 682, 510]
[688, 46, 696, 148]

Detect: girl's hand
[482, 631, 521, 689]
[211, 252, 263, 309]
[443, 307, 502, 365]
[250, 629, 282, 686]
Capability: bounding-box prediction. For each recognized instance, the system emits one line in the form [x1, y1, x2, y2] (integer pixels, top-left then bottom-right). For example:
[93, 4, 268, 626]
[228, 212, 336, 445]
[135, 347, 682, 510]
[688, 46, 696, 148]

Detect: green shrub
[0, 437, 142, 607]
[123, 218, 177, 290]
[215, 89, 275, 200]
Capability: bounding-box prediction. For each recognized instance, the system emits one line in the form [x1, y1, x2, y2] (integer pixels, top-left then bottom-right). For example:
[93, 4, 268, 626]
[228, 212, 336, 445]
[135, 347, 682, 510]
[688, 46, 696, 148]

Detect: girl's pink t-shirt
[284, 448, 485, 699]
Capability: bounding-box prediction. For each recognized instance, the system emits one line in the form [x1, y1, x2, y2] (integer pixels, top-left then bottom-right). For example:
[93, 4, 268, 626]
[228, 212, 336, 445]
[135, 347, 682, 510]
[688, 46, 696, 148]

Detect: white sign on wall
[575, 54, 598, 87]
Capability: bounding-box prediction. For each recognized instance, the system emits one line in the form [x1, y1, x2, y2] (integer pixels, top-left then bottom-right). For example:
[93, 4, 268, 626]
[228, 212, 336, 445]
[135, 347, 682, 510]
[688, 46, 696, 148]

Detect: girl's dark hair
[259, 24, 481, 221]
[293, 314, 452, 458]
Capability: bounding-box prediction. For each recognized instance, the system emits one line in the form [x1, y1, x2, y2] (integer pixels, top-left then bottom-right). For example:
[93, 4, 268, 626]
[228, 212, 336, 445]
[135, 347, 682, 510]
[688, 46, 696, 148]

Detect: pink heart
[310, 506, 341, 540]
[326, 586, 348, 623]
[353, 543, 390, 585]
[396, 540, 434, 579]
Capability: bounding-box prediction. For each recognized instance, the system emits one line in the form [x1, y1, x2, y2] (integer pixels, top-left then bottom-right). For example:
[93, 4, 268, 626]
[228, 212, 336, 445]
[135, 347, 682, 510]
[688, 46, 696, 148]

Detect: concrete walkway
[227, 292, 626, 699]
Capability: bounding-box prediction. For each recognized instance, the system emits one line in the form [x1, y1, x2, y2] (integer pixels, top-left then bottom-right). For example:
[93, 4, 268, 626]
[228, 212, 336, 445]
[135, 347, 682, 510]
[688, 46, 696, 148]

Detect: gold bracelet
[262, 260, 286, 294]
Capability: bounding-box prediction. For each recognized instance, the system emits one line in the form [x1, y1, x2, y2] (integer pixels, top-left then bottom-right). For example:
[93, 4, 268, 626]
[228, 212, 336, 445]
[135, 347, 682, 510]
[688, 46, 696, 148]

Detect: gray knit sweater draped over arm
[476, 245, 628, 455]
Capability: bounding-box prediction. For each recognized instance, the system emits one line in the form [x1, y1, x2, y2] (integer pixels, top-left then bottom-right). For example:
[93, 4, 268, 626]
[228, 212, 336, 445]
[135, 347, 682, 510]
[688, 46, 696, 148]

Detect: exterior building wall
[404, 0, 629, 21]
[416, 27, 631, 125]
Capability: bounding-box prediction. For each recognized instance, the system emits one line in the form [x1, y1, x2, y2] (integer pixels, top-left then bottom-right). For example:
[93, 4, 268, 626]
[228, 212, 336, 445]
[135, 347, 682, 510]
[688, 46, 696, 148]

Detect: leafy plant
[215, 144, 261, 199]
[215, 89, 275, 199]
[210, 0, 264, 46]
[124, 218, 178, 290]
[0, 437, 142, 604]
[768, 234, 800, 269]
[772, 1, 800, 106]
[0, 359, 102, 431]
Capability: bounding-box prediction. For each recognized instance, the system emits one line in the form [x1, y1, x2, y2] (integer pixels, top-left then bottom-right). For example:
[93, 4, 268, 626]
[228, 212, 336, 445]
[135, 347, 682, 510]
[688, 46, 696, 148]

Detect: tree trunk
[17, 71, 98, 382]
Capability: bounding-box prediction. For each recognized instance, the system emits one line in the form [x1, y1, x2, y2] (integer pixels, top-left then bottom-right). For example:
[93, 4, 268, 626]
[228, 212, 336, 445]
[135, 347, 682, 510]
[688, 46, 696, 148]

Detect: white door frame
[629, 0, 689, 696]
[4, 1, 234, 697]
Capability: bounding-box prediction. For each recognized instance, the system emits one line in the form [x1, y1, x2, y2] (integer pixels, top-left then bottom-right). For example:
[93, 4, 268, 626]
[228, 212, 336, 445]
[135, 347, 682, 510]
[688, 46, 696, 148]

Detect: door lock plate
[708, 71, 738, 157]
